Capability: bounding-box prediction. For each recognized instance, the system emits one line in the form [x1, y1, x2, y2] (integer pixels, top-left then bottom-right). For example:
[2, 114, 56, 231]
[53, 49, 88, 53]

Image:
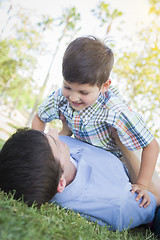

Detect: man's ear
[100, 79, 111, 93]
[57, 176, 66, 193]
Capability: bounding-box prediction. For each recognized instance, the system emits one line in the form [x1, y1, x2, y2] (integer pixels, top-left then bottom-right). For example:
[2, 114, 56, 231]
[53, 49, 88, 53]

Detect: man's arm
[59, 122, 73, 136]
[32, 113, 46, 131]
[59, 113, 73, 136]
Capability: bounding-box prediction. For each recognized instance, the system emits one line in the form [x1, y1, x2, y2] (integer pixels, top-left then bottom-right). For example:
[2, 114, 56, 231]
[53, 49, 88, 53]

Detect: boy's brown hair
[62, 36, 114, 87]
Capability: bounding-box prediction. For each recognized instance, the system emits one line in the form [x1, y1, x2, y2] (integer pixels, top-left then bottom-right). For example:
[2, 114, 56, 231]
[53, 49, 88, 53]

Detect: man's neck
[65, 161, 77, 186]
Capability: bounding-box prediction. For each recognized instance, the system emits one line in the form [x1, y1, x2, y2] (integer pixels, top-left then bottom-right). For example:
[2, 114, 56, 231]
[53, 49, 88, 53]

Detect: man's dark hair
[0, 128, 63, 207]
[62, 36, 114, 87]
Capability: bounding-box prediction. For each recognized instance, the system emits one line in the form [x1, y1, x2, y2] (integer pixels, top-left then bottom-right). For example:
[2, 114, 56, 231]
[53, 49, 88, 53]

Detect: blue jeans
[154, 206, 160, 237]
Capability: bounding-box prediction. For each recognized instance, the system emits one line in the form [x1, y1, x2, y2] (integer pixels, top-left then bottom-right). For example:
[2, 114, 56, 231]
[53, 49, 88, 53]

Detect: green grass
[0, 191, 157, 240]
[0, 139, 5, 149]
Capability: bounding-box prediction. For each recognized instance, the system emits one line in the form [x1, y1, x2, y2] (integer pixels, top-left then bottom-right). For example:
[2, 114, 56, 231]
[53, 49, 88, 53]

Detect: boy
[32, 36, 159, 205]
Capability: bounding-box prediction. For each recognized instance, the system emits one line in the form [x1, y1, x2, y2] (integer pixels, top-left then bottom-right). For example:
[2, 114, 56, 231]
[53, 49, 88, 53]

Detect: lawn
[0, 139, 158, 240]
[0, 191, 157, 240]
[0, 139, 5, 149]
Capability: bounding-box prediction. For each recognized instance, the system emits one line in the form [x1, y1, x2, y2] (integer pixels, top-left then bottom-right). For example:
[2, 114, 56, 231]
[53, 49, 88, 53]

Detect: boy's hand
[131, 184, 151, 208]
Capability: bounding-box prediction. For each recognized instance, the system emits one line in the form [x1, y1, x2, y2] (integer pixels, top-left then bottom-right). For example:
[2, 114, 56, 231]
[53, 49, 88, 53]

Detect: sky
[10, 0, 151, 38]
[1, 0, 153, 94]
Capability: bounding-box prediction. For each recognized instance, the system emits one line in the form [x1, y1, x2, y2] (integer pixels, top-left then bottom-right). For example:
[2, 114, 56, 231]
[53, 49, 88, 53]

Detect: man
[0, 128, 159, 231]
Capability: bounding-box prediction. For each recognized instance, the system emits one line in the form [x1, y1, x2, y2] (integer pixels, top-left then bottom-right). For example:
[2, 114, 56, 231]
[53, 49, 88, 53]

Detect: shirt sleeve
[115, 110, 154, 151]
[38, 89, 62, 123]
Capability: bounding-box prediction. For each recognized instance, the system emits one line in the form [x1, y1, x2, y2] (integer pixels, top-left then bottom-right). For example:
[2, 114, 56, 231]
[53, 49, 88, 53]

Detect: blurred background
[0, 0, 160, 168]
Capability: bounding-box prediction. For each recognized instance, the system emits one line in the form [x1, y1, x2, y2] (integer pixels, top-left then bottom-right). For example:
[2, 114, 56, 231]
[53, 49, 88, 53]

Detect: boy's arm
[132, 138, 159, 194]
[32, 113, 46, 131]
[112, 128, 159, 207]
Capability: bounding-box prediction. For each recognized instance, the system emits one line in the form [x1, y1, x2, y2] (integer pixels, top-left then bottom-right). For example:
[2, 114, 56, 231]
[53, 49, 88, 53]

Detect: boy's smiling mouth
[69, 101, 84, 109]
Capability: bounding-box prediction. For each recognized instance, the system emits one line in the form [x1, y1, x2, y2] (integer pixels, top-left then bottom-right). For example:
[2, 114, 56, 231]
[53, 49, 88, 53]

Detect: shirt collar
[70, 156, 77, 169]
[66, 102, 74, 118]
[66, 93, 107, 124]
[80, 93, 107, 124]
[80, 93, 106, 124]
[51, 160, 92, 202]
[67, 93, 106, 121]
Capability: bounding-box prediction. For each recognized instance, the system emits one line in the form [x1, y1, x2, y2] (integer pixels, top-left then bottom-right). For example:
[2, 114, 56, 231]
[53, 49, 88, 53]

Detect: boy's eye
[64, 86, 70, 90]
[80, 92, 89, 95]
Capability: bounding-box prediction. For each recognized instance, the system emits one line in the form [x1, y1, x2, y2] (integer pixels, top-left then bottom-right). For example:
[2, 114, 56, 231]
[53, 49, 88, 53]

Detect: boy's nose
[69, 92, 80, 102]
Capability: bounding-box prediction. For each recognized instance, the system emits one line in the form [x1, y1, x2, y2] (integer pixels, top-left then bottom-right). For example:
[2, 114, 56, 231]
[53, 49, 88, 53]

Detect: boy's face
[62, 80, 107, 111]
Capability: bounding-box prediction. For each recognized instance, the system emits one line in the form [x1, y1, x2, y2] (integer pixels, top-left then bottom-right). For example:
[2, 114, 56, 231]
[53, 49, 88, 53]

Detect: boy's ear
[57, 176, 66, 193]
[100, 79, 111, 93]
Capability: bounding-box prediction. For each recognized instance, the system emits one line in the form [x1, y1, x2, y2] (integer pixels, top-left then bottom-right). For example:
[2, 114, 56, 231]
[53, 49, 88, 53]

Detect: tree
[38, 6, 81, 91]
[0, 2, 43, 109]
[91, 1, 123, 35]
[26, 6, 81, 126]
[113, 0, 160, 137]
[0, 40, 18, 98]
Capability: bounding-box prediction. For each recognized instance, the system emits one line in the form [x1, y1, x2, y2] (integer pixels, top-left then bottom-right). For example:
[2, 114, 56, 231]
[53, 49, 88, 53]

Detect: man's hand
[59, 113, 72, 136]
[110, 127, 120, 144]
[131, 184, 151, 208]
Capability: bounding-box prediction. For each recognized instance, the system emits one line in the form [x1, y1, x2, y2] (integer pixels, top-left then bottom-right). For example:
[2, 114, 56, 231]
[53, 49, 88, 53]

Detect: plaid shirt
[38, 86, 154, 157]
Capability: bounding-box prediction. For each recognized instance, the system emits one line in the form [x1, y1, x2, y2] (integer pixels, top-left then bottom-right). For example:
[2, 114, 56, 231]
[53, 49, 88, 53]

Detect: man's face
[62, 80, 102, 111]
[46, 129, 70, 170]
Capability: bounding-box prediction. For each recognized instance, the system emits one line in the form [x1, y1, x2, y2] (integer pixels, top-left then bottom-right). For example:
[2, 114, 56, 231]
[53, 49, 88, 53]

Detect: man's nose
[69, 92, 80, 101]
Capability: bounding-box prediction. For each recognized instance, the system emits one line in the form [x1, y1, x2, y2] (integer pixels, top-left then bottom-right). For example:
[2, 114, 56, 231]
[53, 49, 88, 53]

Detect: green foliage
[0, 40, 19, 89]
[149, 0, 160, 15]
[0, 2, 81, 118]
[37, 6, 81, 40]
[59, 7, 81, 31]
[93, 2, 123, 21]
[91, 1, 123, 34]
[0, 139, 5, 149]
[26, 6, 81, 124]
[113, 0, 160, 137]
[0, 191, 157, 240]
[0, 1, 43, 110]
